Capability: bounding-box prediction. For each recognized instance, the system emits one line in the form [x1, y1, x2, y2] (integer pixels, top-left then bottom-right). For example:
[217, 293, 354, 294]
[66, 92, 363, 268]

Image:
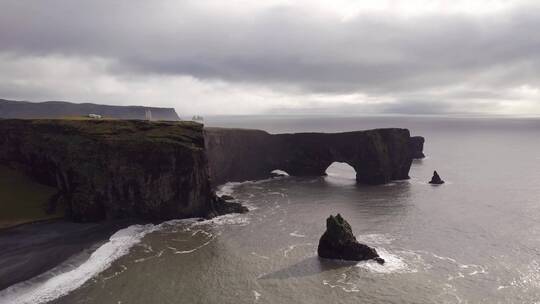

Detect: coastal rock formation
[220, 195, 235, 201]
[409, 136, 426, 159]
[207, 195, 248, 218]
[205, 127, 423, 186]
[318, 214, 384, 264]
[0, 119, 239, 222]
[429, 171, 445, 184]
[0, 99, 180, 120]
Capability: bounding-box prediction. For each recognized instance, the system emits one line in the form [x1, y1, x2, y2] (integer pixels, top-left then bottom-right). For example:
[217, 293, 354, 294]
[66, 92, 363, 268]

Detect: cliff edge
[0, 119, 215, 222]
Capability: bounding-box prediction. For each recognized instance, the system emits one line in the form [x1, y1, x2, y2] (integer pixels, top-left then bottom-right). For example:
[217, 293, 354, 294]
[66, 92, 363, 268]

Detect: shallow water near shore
[2, 115, 540, 303]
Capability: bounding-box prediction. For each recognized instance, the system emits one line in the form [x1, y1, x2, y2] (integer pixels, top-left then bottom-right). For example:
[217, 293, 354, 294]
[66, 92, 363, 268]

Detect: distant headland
[0, 98, 180, 121]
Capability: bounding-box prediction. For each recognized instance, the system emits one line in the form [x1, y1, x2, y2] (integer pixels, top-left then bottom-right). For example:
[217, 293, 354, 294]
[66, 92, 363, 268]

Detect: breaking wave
[0, 224, 161, 304]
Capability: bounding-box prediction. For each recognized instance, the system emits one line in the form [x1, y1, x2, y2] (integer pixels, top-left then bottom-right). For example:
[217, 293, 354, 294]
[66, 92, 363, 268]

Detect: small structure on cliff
[429, 171, 445, 184]
[317, 214, 384, 264]
[145, 109, 152, 121]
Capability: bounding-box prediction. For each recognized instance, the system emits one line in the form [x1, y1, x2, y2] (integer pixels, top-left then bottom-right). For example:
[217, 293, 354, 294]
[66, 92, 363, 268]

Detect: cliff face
[409, 136, 426, 159]
[0, 120, 424, 222]
[0, 99, 180, 121]
[205, 127, 422, 186]
[0, 119, 212, 222]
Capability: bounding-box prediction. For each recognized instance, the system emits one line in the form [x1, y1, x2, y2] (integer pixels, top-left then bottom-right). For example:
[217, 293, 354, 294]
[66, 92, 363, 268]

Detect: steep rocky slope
[0, 119, 215, 222]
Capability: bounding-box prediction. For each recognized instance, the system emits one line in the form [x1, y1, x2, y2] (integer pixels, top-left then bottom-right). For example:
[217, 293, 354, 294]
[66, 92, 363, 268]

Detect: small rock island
[318, 214, 384, 264]
[429, 170, 445, 184]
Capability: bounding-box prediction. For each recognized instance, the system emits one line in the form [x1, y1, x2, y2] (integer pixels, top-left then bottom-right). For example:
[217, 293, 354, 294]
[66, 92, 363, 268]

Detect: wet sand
[0, 219, 132, 290]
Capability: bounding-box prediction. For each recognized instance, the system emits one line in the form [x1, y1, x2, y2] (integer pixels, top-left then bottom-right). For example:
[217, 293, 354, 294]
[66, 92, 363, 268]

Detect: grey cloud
[0, 0, 540, 113]
[266, 98, 501, 115]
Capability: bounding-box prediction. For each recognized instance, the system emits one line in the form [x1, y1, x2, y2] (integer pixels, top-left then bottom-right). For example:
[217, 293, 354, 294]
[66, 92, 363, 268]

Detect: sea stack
[429, 170, 445, 184]
[317, 214, 384, 264]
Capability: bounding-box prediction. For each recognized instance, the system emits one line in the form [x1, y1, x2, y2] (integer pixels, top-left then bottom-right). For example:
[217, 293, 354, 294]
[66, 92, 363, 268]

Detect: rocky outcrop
[207, 195, 248, 218]
[318, 214, 384, 264]
[409, 136, 425, 159]
[205, 127, 422, 186]
[0, 119, 238, 222]
[429, 170, 445, 184]
[0, 99, 180, 120]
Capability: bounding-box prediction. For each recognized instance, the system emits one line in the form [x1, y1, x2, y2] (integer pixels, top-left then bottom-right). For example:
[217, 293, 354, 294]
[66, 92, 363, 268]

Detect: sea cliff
[205, 127, 423, 186]
[0, 119, 214, 222]
[0, 120, 424, 223]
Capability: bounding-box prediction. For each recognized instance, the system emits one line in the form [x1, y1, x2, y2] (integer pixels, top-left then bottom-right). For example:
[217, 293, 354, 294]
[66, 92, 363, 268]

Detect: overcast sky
[1, 0, 539, 115]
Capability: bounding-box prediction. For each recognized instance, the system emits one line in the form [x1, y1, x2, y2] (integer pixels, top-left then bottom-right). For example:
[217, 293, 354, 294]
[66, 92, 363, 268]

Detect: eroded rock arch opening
[270, 169, 290, 178]
[325, 162, 357, 180]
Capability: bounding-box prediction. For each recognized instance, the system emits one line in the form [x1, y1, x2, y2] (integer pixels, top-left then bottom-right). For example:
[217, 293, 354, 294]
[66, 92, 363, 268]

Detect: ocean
[1, 115, 540, 304]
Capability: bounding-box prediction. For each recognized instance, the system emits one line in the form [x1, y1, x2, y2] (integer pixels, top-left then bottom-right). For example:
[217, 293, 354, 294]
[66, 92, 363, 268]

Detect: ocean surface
[2, 115, 540, 304]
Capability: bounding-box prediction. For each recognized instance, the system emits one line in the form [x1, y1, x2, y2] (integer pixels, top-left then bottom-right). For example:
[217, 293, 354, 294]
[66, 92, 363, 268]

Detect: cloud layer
[1, 0, 539, 114]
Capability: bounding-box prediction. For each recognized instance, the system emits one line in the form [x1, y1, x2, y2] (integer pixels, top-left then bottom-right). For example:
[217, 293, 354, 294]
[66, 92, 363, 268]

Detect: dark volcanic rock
[205, 127, 421, 186]
[0, 119, 239, 222]
[429, 170, 445, 184]
[220, 195, 235, 201]
[206, 194, 248, 218]
[317, 214, 384, 264]
[409, 136, 425, 159]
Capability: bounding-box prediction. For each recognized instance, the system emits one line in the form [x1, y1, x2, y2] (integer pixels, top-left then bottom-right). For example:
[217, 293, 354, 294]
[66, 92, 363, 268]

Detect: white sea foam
[356, 248, 411, 273]
[0, 224, 160, 304]
[194, 213, 250, 226]
[322, 273, 365, 293]
[216, 182, 242, 196]
[253, 290, 262, 302]
[356, 233, 395, 245]
[169, 234, 218, 254]
[216, 179, 272, 197]
[289, 231, 306, 238]
[509, 260, 540, 291]
[282, 243, 313, 257]
[0, 181, 260, 304]
[271, 169, 289, 176]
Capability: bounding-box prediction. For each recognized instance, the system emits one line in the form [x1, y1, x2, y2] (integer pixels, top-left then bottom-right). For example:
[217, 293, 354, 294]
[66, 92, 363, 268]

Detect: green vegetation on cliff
[0, 165, 61, 229]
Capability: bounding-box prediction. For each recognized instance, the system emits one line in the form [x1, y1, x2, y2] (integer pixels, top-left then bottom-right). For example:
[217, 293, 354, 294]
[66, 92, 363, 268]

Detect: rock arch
[205, 128, 424, 187]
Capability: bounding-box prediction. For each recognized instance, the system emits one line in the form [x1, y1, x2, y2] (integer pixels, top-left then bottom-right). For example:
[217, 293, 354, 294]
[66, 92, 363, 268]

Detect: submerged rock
[317, 214, 384, 264]
[220, 195, 235, 201]
[429, 170, 445, 184]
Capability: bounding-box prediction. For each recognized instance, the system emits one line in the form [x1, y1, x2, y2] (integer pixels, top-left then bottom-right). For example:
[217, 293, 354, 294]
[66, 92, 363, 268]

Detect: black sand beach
[0, 220, 131, 290]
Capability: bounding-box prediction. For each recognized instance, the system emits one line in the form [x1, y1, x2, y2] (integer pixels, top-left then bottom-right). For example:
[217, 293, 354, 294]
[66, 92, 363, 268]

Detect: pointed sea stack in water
[429, 171, 445, 184]
[317, 214, 384, 264]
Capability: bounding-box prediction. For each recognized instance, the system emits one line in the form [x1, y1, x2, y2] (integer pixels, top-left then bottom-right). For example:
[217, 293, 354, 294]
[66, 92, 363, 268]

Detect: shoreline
[0, 217, 63, 233]
[0, 219, 133, 291]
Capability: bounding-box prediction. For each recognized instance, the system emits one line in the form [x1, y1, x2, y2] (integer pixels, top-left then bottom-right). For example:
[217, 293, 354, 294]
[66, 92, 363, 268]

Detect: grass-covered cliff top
[0, 119, 205, 148]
